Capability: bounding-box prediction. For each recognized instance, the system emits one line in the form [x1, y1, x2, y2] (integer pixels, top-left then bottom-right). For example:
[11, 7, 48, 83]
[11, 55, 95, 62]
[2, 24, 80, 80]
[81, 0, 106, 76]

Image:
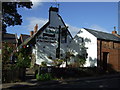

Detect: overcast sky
[6, 2, 118, 37]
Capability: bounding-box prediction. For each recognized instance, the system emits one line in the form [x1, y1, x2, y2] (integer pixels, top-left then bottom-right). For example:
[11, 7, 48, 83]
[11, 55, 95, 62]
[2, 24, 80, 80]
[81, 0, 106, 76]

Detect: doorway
[103, 52, 109, 71]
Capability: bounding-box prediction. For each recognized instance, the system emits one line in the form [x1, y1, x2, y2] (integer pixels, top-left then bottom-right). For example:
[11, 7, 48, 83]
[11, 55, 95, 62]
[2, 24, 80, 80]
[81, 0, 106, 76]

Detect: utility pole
[118, 1, 120, 34]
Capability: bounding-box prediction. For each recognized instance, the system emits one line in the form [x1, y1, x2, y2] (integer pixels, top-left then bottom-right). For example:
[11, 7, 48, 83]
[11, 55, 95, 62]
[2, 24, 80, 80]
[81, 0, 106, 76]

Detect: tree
[75, 54, 86, 67]
[15, 47, 31, 68]
[15, 52, 31, 68]
[65, 51, 75, 67]
[2, 42, 14, 70]
[2, 1, 33, 33]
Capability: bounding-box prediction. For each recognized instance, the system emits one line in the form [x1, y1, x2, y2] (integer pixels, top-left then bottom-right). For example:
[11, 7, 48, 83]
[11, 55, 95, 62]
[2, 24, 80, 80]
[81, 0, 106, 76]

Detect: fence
[2, 68, 26, 83]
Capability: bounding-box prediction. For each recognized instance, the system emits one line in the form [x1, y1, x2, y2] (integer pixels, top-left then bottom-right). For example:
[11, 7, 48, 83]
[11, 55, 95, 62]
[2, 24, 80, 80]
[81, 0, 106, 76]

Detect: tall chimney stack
[34, 24, 38, 33]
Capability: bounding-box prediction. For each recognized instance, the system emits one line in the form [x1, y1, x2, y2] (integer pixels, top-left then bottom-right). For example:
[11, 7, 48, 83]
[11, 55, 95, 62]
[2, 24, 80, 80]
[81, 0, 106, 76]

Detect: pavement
[2, 73, 120, 89]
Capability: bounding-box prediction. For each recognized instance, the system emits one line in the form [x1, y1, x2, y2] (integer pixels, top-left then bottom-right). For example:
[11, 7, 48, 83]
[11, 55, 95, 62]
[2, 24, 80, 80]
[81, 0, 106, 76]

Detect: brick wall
[118, 48, 120, 71]
[97, 39, 120, 72]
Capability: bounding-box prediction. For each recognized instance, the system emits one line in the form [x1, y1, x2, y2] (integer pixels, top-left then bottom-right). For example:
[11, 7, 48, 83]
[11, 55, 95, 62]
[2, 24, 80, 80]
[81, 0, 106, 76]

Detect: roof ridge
[84, 28, 113, 35]
[21, 34, 30, 36]
[4, 33, 16, 35]
[84, 28, 120, 42]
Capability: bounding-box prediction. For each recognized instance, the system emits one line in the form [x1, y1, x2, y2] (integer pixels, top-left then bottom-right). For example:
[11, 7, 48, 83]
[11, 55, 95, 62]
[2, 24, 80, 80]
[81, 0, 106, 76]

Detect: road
[50, 77, 120, 88]
[29, 76, 120, 88]
[3, 74, 120, 89]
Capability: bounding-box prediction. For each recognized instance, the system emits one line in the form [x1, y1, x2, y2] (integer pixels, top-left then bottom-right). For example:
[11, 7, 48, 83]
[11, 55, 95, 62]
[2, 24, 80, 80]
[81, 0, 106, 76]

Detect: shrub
[52, 59, 64, 67]
[15, 52, 31, 68]
[36, 73, 53, 81]
[41, 61, 47, 67]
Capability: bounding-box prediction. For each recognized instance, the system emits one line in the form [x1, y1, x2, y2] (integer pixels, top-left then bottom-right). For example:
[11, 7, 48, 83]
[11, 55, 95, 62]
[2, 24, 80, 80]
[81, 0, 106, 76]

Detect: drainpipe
[58, 25, 61, 58]
[100, 40, 102, 69]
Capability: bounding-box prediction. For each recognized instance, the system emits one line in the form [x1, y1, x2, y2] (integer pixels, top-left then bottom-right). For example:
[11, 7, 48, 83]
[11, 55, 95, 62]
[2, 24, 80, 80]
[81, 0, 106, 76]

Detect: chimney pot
[34, 24, 38, 33]
[112, 31, 117, 34]
[49, 7, 58, 12]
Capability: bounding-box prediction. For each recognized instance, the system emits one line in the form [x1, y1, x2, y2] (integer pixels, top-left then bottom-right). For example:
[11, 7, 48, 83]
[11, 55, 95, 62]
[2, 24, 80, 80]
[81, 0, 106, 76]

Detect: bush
[36, 73, 53, 81]
[52, 59, 64, 67]
[41, 61, 47, 67]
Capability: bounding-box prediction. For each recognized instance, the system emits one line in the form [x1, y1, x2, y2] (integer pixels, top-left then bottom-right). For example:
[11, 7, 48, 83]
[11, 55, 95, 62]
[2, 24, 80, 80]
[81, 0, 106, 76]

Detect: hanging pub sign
[45, 27, 59, 34]
[36, 26, 59, 43]
[36, 35, 57, 43]
[36, 27, 58, 43]
[36, 25, 57, 43]
[43, 33, 55, 37]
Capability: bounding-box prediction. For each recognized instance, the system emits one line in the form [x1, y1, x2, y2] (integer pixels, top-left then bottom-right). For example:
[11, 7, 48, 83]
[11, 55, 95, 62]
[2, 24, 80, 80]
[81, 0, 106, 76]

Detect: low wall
[37, 67, 104, 78]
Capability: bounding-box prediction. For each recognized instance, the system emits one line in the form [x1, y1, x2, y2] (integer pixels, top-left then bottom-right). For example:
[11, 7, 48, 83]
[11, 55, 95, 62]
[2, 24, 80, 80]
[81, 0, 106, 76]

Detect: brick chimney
[34, 24, 38, 33]
[49, 7, 59, 25]
[112, 30, 117, 34]
[112, 26, 120, 38]
[112, 26, 117, 34]
[30, 31, 34, 37]
[49, 7, 59, 12]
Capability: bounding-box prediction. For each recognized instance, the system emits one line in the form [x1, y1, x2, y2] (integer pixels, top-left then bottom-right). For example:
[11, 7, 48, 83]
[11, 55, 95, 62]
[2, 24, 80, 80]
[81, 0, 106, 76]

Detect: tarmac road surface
[2, 73, 120, 89]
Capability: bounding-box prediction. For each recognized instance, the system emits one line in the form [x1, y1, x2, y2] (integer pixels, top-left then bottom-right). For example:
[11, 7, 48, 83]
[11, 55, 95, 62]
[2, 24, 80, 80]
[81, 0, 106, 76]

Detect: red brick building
[2, 32, 18, 48]
[97, 31, 120, 72]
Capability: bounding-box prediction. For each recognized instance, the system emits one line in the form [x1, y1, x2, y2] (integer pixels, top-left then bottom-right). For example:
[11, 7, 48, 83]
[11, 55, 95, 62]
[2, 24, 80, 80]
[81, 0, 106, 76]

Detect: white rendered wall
[69, 28, 97, 67]
[34, 9, 72, 66]
[79, 28, 97, 67]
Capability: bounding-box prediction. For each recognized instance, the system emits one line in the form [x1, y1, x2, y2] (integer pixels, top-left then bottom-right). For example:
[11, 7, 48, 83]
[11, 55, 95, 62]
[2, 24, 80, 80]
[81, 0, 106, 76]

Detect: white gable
[33, 7, 72, 66]
[69, 28, 97, 67]
[78, 28, 97, 67]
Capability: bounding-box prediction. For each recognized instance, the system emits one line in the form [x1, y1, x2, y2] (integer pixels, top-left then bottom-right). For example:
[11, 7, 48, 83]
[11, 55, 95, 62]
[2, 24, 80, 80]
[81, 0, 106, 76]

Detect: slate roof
[19, 22, 50, 47]
[84, 28, 120, 42]
[2, 33, 17, 44]
[19, 15, 73, 47]
[57, 14, 73, 39]
[19, 7, 73, 47]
